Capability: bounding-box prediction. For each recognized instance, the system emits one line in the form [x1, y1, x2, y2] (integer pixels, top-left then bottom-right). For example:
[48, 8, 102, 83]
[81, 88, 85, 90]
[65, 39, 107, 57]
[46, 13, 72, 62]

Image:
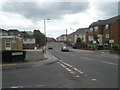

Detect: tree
[93, 34, 99, 44]
[74, 37, 83, 49]
[76, 37, 82, 43]
[33, 30, 46, 47]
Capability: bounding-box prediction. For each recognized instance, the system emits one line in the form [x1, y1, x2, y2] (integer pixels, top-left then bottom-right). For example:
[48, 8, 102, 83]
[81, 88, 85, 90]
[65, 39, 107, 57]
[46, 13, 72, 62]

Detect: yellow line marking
[0, 64, 16, 66]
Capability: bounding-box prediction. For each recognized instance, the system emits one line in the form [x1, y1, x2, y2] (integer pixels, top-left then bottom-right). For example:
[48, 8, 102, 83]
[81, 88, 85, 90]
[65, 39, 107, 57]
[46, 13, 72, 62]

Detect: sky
[0, 0, 119, 38]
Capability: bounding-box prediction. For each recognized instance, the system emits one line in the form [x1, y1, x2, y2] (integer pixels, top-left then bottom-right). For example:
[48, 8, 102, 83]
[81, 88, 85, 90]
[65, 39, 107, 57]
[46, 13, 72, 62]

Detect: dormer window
[105, 24, 109, 29]
[94, 26, 98, 31]
[90, 27, 93, 32]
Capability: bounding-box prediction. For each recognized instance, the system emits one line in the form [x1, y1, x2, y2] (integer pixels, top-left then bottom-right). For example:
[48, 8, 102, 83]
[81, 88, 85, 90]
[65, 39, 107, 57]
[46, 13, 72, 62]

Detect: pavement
[2, 50, 59, 70]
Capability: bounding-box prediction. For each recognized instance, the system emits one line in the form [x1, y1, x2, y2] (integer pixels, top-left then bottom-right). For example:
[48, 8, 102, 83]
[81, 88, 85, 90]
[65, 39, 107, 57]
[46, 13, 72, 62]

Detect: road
[2, 42, 118, 88]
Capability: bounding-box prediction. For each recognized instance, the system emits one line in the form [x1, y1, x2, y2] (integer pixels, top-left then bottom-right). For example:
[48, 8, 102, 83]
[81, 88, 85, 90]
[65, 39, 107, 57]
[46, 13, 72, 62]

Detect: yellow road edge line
[0, 64, 16, 66]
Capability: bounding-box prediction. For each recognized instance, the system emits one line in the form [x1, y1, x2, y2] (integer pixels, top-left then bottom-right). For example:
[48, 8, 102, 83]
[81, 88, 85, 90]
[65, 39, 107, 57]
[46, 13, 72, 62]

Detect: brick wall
[110, 19, 120, 45]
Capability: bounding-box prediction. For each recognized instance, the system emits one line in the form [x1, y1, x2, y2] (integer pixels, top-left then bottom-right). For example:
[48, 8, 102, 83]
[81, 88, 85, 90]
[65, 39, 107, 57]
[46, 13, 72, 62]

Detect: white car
[61, 46, 69, 52]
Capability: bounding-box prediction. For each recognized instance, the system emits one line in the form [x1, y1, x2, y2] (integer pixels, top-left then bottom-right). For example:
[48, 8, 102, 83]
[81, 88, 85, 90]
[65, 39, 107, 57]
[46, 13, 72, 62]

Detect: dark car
[61, 46, 69, 52]
[48, 45, 53, 49]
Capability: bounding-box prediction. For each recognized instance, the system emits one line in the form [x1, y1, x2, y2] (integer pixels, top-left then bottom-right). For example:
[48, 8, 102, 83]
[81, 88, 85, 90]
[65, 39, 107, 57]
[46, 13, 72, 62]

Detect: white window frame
[106, 34, 110, 38]
[5, 40, 11, 50]
[90, 28, 93, 32]
[105, 24, 109, 29]
[94, 26, 98, 31]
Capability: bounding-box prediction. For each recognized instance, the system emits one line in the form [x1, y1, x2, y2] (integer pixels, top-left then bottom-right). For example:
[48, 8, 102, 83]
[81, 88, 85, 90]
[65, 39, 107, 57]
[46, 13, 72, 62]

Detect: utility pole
[70, 28, 74, 45]
[44, 19, 50, 54]
[66, 29, 67, 43]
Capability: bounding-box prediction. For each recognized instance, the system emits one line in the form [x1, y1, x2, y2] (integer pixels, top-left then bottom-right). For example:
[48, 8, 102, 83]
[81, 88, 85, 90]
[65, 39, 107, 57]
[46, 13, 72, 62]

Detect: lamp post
[44, 19, 50, 54]
[70, 28, 74, 45]
[66, 29, 68, 43]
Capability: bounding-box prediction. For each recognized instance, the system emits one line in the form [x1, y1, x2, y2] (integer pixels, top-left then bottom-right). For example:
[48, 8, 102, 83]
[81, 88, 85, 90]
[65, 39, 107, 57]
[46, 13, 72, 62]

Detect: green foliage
[93, 34, 99, 44]
[33, 30, 46, 47]
[112, 44, 120, 50]
[76, 37, 82, 43]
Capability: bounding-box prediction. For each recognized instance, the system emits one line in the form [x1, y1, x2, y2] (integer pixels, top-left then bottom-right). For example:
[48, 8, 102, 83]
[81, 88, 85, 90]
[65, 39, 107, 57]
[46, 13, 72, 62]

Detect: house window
[89, 36, 94, 41]
[5, 41, 11, 50]
[90, 28, 93, 32]
[94, 26, 98, 31]
[24, 39, 27, 41]
[106, 34, 110, 38]
[105, 24, 109, 29]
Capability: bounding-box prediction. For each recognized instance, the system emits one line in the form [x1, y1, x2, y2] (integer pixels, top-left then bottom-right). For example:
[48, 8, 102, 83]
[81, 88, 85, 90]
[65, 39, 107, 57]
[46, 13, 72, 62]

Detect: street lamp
[70, 28, 74, 42]
[66, 29, 68, 43]
[44, 19, 50, 54]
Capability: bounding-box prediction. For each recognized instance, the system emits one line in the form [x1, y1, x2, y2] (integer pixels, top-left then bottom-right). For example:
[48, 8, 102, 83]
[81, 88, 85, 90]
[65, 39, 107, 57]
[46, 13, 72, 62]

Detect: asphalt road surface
[2, 42, 118, 88]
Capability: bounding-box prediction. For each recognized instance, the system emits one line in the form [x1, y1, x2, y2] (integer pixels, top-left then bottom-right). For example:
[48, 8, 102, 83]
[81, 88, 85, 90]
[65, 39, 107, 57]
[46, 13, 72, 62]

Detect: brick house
[87, 20, 106, 46]
[103, 15, 120, 46]
[87, 15, 120, 47]
[0, 36, 23, 50]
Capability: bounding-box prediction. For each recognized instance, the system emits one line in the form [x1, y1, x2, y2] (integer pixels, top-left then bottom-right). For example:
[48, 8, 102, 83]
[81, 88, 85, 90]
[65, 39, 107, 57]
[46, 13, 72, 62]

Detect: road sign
[109, 40, 114, 43]
[93, 41, 96, 44]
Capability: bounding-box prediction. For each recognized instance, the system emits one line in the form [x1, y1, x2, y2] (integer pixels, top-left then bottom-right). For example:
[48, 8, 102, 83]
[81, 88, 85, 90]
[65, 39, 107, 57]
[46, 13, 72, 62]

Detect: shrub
[112, 44, 120, 50]
[96, 45, 104, 50]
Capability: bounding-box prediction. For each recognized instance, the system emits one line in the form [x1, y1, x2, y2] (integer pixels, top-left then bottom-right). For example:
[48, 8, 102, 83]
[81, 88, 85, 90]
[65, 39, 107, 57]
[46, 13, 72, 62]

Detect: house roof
[75, 28, 89, 34]
[0, 36, 22, 39]
[90, 15, 120, 26]
[8, 29, 21, 33]
[8, 29, 22, 36]
[0, 29, 8, 33]
[21, 31, 34, 38]
[26, 31, 33, 35]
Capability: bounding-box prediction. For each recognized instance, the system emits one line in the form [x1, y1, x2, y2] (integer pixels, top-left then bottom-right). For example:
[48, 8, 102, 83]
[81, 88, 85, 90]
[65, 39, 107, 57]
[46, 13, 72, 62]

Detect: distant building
[21, 31, 38, 49]
[0, 29, 8, 36]
[8, 29, 22, 37]
[25, 31, 34, 36]
[56, 34, 67, 42]
[47, 37, 56, 42]
[67, 32, 76, 45]
[74, 28, 89, 44]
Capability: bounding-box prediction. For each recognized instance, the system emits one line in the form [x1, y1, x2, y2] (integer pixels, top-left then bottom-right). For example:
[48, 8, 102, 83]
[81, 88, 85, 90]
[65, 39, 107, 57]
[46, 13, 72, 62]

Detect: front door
[5, 41, 11, 50]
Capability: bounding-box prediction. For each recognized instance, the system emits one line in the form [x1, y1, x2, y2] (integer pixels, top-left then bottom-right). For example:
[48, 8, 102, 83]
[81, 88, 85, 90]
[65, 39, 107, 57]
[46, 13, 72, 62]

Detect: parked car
[48, 45, 53, 49]
[61, 46, 69, 52]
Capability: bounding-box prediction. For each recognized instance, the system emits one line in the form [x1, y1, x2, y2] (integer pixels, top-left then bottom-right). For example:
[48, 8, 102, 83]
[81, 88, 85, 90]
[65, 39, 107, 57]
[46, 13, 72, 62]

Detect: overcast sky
[0, 0, 119, 38]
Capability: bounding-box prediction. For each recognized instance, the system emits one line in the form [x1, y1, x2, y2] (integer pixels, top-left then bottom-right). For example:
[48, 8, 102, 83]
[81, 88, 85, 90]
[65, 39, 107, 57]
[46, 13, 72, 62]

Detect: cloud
[93, 2, 118, 19]
[1, 1, 90, 21]
[118, 1, 120, 15]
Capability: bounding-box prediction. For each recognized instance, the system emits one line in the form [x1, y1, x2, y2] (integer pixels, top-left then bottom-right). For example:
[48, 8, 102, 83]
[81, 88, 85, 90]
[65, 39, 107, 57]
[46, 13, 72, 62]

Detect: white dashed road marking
[100, 61, 118, 66]
[92, 78, 96, 81]
[58, 60, 96, 81]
